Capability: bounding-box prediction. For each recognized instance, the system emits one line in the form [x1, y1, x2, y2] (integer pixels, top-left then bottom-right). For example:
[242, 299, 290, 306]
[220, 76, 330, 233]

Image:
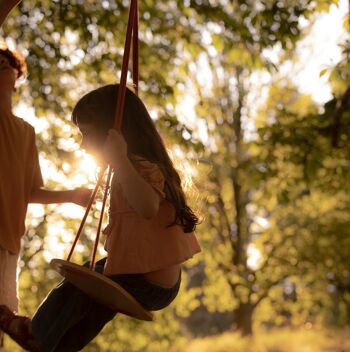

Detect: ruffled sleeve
[133, 158, 166, 199]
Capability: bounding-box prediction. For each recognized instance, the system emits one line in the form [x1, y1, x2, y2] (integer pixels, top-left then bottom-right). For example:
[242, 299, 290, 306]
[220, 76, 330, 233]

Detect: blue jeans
[31, 259, 180, 352]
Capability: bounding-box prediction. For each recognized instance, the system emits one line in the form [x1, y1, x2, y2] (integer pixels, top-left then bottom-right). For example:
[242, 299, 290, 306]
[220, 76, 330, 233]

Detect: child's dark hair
[0, 46, 27, 79]
[72, 84, 199, 233]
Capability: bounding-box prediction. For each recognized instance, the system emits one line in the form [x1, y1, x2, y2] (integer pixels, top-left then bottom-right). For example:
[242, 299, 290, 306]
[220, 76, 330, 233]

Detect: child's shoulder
[129, 155, 166, 197]
[13, 114, 33, 125]
[130, 154, 165, 182]
[3, 114, 35, 134]
[130, 154, 159, 169]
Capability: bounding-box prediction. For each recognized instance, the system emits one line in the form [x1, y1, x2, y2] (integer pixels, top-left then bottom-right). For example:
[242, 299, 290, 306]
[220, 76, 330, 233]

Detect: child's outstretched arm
[104, 129, 161, 219]
[29, 187, 92, 207]
[0, 0, 22, 27]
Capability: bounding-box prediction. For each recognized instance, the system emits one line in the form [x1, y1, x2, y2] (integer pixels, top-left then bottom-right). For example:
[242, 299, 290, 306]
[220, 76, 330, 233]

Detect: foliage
[0, 0, 349, 349]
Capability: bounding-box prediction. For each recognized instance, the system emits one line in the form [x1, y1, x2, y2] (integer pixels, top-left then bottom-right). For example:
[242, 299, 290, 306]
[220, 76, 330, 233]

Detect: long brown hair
[72, 84, 198, 232]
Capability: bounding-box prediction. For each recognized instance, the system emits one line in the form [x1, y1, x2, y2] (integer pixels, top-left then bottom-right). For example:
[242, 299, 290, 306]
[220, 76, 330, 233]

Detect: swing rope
[90, 168, 113, 269]
[66, 0, 139, 269]
[66, 168, 106, 262]
[114, 0, 138, 130]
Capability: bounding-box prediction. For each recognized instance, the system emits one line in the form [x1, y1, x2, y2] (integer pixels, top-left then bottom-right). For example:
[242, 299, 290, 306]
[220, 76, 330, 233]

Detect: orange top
[103, 157, 201, 275]
[0, 113, 43, 254]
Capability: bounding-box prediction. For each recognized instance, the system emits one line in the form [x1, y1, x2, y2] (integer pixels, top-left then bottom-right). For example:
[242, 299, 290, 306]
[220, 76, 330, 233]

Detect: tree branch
[332, 85, 350, 147]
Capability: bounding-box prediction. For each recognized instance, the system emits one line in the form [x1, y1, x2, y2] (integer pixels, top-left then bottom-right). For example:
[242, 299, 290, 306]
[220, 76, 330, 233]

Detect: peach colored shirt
[103, 157, 201, 275]
[0, 113, 43, 254]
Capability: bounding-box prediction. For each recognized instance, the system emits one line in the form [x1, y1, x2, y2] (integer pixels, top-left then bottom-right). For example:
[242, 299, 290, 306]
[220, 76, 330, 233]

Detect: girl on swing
[1, 84, 201, 352]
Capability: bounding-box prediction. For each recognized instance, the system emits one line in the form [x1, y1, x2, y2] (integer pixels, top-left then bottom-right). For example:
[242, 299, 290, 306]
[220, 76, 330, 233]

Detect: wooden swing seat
[50, 259, 153, 322]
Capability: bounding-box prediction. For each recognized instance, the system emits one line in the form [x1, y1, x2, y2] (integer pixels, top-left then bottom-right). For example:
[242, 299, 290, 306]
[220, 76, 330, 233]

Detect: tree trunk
[235, 302, 254, 336]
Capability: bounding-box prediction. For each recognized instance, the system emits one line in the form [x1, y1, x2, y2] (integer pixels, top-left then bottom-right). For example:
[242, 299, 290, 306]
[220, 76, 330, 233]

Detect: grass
[171, 327, 350, 352]
[2, 327, 349, 351]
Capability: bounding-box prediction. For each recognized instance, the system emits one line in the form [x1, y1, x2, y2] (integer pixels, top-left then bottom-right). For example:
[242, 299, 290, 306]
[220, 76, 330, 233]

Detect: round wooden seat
[50, 259, 153, 321]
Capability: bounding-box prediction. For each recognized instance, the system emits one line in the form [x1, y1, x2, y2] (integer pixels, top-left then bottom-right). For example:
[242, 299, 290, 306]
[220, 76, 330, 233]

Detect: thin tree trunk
[235, 302, 254, 336]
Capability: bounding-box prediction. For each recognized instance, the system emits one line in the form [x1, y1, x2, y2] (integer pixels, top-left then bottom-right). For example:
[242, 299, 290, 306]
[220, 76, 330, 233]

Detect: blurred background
[1, 0, 349, 351]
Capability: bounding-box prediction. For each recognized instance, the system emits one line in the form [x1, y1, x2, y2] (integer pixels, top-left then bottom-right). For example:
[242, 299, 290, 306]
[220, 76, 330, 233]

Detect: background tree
[174, 0, 342, 336]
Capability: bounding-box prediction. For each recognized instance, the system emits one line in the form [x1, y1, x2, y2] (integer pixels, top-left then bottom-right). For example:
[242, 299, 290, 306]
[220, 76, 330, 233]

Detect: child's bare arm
[0, 0, 22, 27]
[115, 156, 161, 219]
[104, 130, 161, 219]
[29, 187, 92, 207]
